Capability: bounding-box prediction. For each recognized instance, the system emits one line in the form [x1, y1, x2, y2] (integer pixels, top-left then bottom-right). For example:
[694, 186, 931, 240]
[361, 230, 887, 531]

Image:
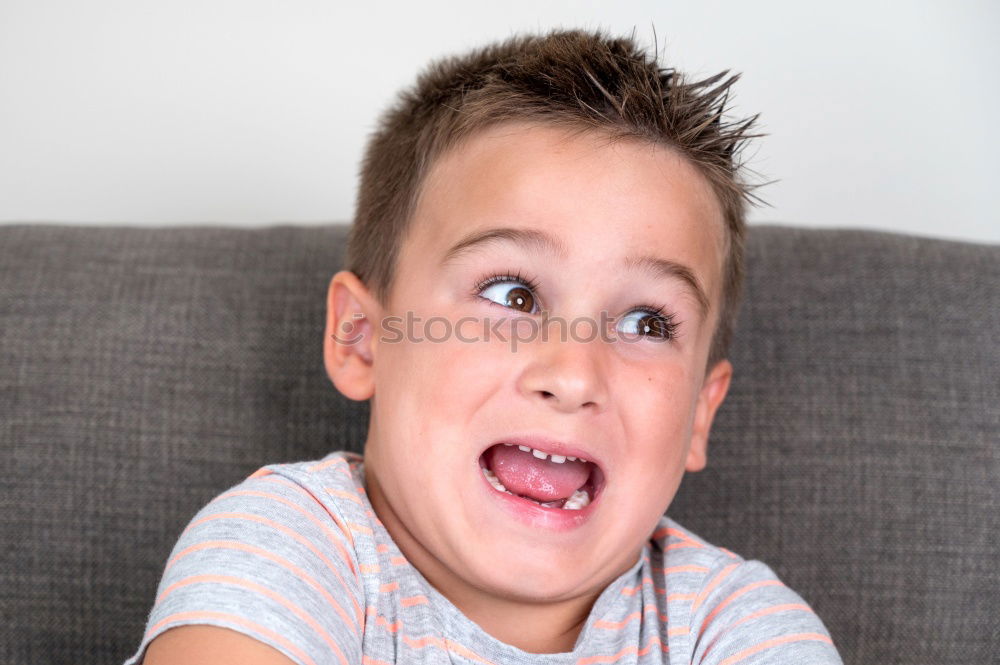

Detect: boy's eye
[617, 308, 678, 341]
[478, 280, 538, 313]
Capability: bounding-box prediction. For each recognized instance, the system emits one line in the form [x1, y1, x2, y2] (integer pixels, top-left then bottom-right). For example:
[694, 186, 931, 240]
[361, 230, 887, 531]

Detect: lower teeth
[481, 467, 591, 510]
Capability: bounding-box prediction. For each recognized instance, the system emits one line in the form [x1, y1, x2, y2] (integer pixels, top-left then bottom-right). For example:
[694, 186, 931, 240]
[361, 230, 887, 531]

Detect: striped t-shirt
[125, 450, 843, 665]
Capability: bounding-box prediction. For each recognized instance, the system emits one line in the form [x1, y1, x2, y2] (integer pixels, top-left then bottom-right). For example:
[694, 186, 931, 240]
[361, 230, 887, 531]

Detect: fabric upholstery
[0, 223, 996, 664]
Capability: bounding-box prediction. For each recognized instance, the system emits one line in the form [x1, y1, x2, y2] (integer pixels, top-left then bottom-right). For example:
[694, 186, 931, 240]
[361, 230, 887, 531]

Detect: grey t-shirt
[125, 451, 843, 664]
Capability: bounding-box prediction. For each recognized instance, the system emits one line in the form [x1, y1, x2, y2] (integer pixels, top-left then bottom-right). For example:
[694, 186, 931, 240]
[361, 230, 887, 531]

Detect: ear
[685, 358, 733, 472]
[323, 270, 380, 401]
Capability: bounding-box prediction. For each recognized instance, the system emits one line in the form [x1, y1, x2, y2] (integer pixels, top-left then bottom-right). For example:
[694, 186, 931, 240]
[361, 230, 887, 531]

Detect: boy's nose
[516, 334, 608, 414]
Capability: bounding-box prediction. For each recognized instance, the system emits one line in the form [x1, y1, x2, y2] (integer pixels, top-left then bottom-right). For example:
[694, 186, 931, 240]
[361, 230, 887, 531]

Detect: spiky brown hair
[347, 27, 764, 368]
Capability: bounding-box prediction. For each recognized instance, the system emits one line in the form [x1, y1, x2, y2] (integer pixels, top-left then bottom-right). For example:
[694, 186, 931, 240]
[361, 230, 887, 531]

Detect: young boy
[128, 28, 843, 665]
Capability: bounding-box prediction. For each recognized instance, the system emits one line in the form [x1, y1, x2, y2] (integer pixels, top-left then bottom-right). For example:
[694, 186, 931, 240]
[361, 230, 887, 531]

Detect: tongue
[485, 444, 591, 502]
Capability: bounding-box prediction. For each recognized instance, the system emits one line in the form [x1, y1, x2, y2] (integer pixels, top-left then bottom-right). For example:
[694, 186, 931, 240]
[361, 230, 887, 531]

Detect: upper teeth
[510, 443, 578, 463]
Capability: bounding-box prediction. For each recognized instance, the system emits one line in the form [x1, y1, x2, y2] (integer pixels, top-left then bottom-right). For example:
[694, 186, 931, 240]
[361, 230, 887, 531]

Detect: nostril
[541, 390, 555, 399]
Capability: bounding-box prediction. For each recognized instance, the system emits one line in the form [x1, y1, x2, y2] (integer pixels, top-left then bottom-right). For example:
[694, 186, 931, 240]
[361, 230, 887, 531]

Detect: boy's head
[325, 28, 762, 651]
[347, 28, 761, 368]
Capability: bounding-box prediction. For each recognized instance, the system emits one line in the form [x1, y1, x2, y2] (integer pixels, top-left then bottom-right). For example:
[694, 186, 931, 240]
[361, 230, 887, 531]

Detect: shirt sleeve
[123, 468, 365, 665]
[688, 557, 844, 664]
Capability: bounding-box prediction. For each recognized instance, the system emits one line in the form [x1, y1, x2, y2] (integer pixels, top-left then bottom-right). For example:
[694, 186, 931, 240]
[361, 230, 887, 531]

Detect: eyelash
[472, 270, 541, 301]
[471, 271, 681, 341]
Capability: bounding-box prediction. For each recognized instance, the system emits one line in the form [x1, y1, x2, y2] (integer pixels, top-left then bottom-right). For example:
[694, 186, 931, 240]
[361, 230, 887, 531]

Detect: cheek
[630, 364, 696, 427]
[374, 332, 509, 437]
[617, 363, 699, 471]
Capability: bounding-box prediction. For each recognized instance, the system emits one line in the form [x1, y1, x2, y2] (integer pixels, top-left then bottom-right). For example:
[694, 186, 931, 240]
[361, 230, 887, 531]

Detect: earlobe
[323, 270, 380, 401]
[685, 359, 733, 472]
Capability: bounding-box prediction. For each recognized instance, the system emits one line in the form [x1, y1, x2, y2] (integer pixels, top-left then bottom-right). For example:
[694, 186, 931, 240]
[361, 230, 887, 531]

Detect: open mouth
[478, 442, 606, 511]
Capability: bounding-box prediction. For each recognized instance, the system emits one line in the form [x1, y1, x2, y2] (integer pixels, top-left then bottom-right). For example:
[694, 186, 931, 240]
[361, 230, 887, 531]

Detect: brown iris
[505, 287, 534, 312]
[638, 313, 668, 337]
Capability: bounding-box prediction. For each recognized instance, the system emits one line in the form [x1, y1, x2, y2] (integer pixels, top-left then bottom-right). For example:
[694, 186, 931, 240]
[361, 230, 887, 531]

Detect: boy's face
[329, 121, 732, 614]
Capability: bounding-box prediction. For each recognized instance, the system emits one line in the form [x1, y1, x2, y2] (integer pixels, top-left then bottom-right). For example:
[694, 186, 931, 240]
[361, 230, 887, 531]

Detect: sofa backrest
[1, 223, 996, 664]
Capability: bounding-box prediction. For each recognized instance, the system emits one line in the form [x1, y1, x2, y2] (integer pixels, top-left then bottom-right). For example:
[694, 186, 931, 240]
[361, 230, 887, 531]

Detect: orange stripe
[702, 603, 816, 660]
[359, 564, 381, 574]
[376, 544, 390, 553]
[622, 584, 695, 603]
[646, 604, 670, 625]
[327, 488, 364, 505]
[390, 556, 408, 566]
[652, 564, 711, 575]
[718, 546, 738, 559]
[619, 577, 695, 600]
[698, 580, 786, 638]
[575, 634, 669, 664]
[402, 636, 497, 665]
[593, 612, 640, 630]
[371, 614, 403, 633]
[164, 540, 358, 634]
[650, 526, 702, 545]
[593, 603, 667, 629]
[308, 457, 350, 473]
[446, 638, 500, 664]
[182, 513, 363, 626]
[261, 476, 358, 549]
[379, 581, 399, 593]
[691, 563, 740, 613]
[717, 632, 833, 665]
[665, 541, 702, 551]
[362, 656, 393, 665]
[249, 468, 274, 478]
[403, 635, 446, 648]
[213, 488, 358, 578]
[650, 526, 680, 540]
[155, 574, 351, 665]
[146, 610, 318, 665]
[735, 603, 814, 628]
[349, 522, 374, 536]
[367, 605, 403, 633]
[620, 576, 654, 595]
[667, 593, 697, 602]
[401, 595, 429, 608]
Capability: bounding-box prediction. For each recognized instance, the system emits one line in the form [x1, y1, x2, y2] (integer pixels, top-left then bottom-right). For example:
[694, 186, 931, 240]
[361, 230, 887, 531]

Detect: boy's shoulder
[240, 449, 375, 533]
[259, 449, 365, 479]
[649, 514, 757, 584]
[650, 514, 790, 605]
[649, 516, 842, 663]
[246, 450, 368, 503]
[650, 515, 743, 560]
[124, 451, 371, 665]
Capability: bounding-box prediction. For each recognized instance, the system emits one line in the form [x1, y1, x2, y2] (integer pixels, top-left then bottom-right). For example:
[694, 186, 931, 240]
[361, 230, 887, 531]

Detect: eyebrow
[442, 226, 710, 321]
[442, 227, 568, 263]
[623, 255, 710, 321]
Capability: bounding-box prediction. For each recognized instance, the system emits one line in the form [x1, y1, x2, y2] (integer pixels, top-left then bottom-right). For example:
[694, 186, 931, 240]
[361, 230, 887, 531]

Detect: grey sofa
[1, 223, 997, 665]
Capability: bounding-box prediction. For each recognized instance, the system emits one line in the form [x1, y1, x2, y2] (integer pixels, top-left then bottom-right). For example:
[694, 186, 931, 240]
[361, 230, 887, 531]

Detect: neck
[365, 465, 606, 654]
[433, 568, 597, 654]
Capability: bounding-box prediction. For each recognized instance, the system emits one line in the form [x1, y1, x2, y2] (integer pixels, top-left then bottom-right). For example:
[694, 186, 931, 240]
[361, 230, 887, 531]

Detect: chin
[467, 548, 596, 602]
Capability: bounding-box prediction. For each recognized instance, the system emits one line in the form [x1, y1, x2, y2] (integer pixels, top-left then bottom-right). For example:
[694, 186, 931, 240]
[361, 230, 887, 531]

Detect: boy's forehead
[404, 121, 727, 304]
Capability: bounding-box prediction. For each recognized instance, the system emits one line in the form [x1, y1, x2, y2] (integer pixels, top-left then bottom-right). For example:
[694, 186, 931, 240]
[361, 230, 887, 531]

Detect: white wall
[1, 0, 997, 243]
